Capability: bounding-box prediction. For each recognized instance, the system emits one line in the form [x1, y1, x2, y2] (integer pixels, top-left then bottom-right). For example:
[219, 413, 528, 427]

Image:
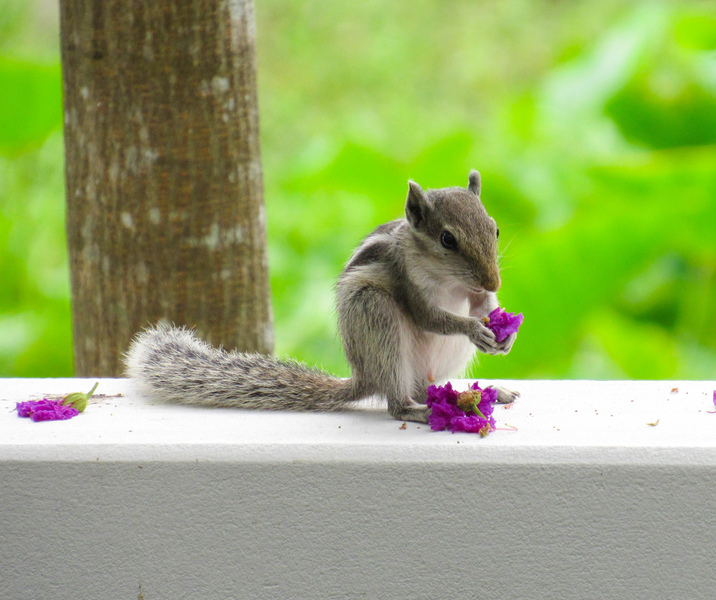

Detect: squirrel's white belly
[425, 333, 474, 383]
[408, 294, 475, 386]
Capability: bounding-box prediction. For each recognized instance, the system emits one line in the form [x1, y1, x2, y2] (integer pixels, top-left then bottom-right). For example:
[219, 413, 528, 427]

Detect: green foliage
[0, 57, 63, 156]
[0, 133, 72, 376]
[1, 0, 714, 380]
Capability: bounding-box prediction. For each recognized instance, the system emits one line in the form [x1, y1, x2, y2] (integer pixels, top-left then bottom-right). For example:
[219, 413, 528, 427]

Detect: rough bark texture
[60, 0, 274, 376]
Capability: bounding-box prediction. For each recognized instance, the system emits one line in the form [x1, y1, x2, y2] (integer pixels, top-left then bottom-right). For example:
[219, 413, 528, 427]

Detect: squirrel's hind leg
[390, 400, 429, 424]
[339, 285, 429, 424]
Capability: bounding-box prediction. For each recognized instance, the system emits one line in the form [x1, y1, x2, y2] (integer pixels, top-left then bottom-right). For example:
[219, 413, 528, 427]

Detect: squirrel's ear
[468, 170, 481, 197]
[406, 180, 431, 228]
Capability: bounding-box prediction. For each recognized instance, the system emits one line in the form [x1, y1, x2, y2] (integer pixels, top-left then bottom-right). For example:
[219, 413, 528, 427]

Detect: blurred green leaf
[605, 69, 716, 149]
[0, 2, 28, 45]
[673, 13, 716, 50]
[409, 132, 474, 188]
[539, 4, 664, 122]
[587, 309, 678, 379]
[0, 56, 63, 156]
[288, 142, 406, 200]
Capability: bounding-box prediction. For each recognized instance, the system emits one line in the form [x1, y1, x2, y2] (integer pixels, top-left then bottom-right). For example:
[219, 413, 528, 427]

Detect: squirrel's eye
[440, 230, 458, 251]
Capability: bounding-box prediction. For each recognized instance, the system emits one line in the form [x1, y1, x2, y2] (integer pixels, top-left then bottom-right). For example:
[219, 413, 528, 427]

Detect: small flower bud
[478, 424, 492, 437]
[62, 382, 99, 412]
[456, 389, 481, 412]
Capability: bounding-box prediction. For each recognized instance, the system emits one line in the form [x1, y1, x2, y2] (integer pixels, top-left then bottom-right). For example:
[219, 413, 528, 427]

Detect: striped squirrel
[125, 170, 519, 423]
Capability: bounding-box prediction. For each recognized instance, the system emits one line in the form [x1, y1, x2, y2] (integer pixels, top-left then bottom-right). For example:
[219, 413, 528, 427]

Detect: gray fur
[468, 170, 481, 196]
[125, 170, 518, 423]
[126, 324, 354, 411]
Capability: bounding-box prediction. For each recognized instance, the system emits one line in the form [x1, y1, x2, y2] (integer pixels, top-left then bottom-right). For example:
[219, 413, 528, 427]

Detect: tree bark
[60, 0, 274, 376]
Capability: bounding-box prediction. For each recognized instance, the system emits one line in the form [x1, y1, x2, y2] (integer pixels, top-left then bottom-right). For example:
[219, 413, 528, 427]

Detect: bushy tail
[125, 325, 357, 411]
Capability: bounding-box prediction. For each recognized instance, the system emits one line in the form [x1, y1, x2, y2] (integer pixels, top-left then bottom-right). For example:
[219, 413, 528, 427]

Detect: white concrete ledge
[2, 378, 716, 599]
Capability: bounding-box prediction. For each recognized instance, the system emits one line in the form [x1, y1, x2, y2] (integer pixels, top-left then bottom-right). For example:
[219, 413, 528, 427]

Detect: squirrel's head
[405, 170, 501, 292]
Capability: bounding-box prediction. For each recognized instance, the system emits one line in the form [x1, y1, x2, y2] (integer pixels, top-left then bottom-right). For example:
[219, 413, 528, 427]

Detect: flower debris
[427, 381, 498, 436]
[16, 382, 99, 422]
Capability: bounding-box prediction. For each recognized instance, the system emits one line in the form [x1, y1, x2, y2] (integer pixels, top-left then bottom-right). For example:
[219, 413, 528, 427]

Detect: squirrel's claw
[495, 332, 517, 355]
[471, 322, 500, 355]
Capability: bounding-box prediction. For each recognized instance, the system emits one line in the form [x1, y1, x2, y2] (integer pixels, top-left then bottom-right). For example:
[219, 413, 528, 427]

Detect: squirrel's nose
[484, 274, 501, 293]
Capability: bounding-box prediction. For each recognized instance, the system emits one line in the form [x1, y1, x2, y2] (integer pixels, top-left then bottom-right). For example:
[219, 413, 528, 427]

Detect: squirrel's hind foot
[490, 385, 520, 404]
[390, 402, 429, 424]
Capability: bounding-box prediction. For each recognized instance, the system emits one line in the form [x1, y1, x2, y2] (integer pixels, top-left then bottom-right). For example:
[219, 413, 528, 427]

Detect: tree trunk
[60, 0, 274, 376]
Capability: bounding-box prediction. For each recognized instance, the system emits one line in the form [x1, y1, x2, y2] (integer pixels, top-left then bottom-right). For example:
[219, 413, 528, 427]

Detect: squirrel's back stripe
[344, 219, 404, 273]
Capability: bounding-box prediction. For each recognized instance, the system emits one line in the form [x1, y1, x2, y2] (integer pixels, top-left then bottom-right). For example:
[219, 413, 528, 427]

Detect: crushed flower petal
[427, 381, 498, 435]
[16, 398, 79, 422]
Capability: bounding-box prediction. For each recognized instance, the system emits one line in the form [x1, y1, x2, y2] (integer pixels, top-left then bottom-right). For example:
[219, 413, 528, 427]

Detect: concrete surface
[1, 378, 715, 599]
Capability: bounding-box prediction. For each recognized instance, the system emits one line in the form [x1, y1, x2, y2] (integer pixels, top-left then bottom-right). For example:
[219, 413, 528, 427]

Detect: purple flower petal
[478, 387, 498, 417]
[16, 399, 79, 422]
[428, 404, 456, 431]
[16, 401, 34, 418]
[450, 414, 483, 433]
[426, 381, 458, 408]
[486, 307, 524, 343]
[427, 381, 498, 435]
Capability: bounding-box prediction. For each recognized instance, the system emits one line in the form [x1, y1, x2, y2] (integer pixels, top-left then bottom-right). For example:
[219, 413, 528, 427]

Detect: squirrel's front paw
[470, 322, 501, 355]
[494, 332, 517, 356]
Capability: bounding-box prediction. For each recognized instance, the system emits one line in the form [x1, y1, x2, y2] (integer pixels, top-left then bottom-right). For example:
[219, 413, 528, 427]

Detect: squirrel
[125, 170, 519, 423]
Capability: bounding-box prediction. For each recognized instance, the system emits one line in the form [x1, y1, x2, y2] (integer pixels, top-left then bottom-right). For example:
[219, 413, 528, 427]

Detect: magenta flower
[427, 381, 498, 435]
[485, 307, 523, 343]
[16, 398, 79, 422]
[15, 382, 98, 422]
